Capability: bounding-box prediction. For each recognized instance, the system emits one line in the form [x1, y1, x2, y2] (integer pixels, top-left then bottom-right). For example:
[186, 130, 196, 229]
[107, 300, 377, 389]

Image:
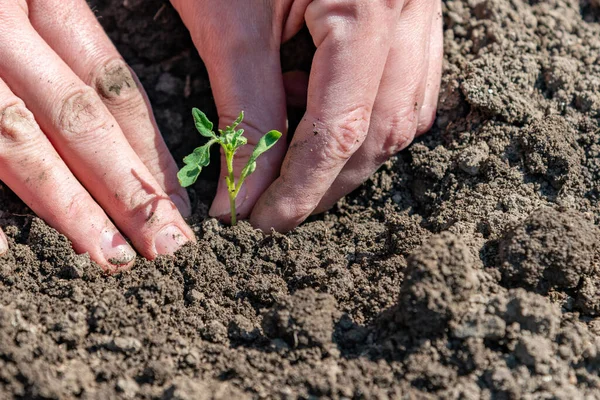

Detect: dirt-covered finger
[251, 0, 400, 232]
[0, 78, 135, 271]
[0, 11, 194, 259]
[27, 0, 190, 216]
[313, 0, 436, 214]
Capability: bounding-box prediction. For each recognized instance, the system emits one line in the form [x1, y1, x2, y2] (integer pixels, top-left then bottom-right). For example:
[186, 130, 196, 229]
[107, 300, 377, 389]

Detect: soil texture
[2, 0, 600, 398]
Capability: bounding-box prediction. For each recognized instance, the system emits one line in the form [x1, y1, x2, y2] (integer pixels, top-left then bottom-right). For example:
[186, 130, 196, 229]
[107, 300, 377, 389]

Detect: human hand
[0, 0, 195, 272]
[172, 0, 442, 232]
[0, 228, 7, 257]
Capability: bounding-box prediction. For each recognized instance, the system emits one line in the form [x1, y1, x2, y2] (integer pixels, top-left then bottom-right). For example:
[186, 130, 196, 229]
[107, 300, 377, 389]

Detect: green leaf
[192, 108, 215, 138]
[183, 142, 213, 167]
[178, 140, 214, 187]
[241, 161, 256, 179]
[240, 130, 282, 180]
[230, 129, 245, 148]
[222, 128, 235, 147]
[177, 164, 201, 187]
[249, 130, 282, 161]
[231, 111, 244, 130]
[236, 135, 248, 147]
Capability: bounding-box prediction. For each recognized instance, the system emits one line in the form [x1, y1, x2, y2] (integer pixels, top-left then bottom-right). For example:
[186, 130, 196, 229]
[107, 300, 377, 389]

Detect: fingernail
[0, 230, 8, 255]
[101, 230, 136, 268]
[154, 225, 189, 255]
[209, 185, 247, 219]
[170, 193, 192, 218]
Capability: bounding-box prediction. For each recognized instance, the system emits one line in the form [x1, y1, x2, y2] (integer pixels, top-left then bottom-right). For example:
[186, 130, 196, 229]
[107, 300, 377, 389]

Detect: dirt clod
[498, 207, 598, 291]
[262, 289, 339, 349]
[398, 232, 480, 337]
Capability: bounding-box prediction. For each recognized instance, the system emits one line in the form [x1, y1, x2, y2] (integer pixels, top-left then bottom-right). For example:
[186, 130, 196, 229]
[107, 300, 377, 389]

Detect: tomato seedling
[177, 109, 282, 225]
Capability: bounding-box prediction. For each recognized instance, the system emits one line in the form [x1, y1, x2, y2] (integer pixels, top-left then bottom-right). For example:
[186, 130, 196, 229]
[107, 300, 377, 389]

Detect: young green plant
[177, 109, 282, 225]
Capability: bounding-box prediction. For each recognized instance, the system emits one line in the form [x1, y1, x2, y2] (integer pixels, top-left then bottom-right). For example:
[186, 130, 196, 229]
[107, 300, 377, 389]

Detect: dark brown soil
[1, 0, 600, 398]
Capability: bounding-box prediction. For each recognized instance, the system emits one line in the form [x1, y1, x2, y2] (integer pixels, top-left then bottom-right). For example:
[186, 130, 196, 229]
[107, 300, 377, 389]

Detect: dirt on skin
[1, 0, 600, 398]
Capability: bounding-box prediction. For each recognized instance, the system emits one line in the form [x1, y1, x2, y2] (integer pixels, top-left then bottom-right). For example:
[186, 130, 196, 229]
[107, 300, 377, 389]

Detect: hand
[0, 228, 7, 257]
[171, 0, 443, 231]
[0, 0, 195, 272]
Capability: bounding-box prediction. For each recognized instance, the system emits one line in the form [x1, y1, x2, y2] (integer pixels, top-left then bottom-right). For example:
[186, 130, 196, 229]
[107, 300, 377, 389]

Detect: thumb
[171, 1, 288, 222]
[205, 51, 287, 222]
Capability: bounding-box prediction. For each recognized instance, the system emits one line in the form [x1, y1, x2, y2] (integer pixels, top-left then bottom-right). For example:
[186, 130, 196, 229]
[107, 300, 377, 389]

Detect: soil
[1, 0, 600, 398]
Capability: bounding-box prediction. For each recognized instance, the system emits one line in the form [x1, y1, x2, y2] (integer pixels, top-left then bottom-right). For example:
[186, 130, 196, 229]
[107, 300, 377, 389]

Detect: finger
[27, 0, 191, 216]
[251, 0, 400, 232]
[0, 78, 135, 272]
[194, 38, 288, 221]
[205, 59, 288, 222]
[171, 1, 288, 223]
[0, 6, 194, 259]
[314, 0, 440, 214]
[0, 227, 7, 256]
[417, 0, 443, 135]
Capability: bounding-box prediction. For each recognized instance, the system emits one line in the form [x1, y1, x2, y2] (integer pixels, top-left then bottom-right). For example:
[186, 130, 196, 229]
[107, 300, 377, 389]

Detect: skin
[0, 0, 194, 271]
[0, 0, 442, 266]
[170, 0, 443, 232]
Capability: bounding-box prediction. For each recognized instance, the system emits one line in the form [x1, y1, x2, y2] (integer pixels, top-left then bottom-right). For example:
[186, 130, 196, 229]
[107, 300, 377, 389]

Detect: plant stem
[229, 192, 237, 226]
[226, 149, 237, 225]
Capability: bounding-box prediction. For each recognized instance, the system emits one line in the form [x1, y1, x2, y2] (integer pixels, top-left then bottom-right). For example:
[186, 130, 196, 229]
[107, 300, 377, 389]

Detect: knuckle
[0, 102, 40, 144]
[57, 86, 113, 139]
[306, 1, 361, 44]
[307, 0, 395, 44]
[324, 106, 370, 162]
[381, 107, 418, 156]
[92, 59, 140, 105]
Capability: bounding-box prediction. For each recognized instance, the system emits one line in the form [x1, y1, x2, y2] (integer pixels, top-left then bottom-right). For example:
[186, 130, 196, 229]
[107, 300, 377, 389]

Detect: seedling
[177, 109, 282, 225]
